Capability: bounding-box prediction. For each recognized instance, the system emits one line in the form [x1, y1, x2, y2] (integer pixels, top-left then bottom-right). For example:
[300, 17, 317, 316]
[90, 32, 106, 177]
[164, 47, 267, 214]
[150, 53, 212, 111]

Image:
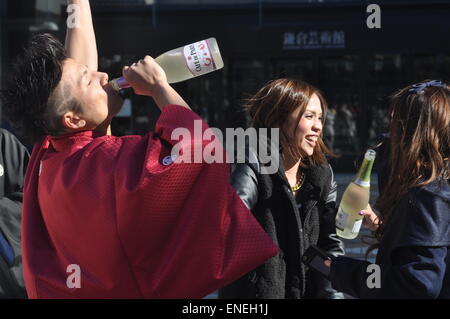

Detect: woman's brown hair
[245, 78, 334, 167]
[373, 80, 450, 243]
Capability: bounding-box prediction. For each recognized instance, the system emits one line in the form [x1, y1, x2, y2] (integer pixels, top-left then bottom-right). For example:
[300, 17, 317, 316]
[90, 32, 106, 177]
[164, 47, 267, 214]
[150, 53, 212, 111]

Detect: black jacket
[219, 148, 344, 299]
[0, 129, 29, 298]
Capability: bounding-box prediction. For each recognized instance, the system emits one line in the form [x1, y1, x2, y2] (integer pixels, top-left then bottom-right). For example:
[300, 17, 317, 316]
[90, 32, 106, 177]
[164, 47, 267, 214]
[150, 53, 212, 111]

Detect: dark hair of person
[245, 78, 335, 167]
[1, 33, 80, 143]
[367, 80, 450, 255]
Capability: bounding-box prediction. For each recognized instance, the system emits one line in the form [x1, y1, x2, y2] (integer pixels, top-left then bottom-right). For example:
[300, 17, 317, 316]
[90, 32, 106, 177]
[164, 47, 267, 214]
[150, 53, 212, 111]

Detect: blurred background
[1, 0, 450, 172]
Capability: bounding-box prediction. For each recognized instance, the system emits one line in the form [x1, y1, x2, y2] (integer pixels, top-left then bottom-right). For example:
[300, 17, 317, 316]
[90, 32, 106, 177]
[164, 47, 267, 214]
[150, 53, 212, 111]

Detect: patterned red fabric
[22, 105, 278, 298]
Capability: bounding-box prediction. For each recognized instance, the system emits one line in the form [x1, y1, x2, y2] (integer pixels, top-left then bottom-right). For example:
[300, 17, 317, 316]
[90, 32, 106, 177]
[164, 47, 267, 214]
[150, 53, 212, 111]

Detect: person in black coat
[219, 78, 345, 299]
[327, 80, 450, 298]
[0, 128, 29, 298]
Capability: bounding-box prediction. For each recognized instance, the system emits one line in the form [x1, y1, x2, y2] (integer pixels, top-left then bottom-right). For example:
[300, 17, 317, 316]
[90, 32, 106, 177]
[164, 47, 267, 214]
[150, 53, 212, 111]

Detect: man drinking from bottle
[1, 0, 277, 298]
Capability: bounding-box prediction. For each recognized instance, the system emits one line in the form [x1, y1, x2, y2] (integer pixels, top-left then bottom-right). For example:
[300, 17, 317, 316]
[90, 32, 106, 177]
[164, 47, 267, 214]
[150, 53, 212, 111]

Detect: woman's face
[285, 93, 323, 157]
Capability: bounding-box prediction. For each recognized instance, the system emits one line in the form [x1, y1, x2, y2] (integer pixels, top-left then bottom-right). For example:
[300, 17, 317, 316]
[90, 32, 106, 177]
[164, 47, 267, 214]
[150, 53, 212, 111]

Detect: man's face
[59, 58, 123, 132]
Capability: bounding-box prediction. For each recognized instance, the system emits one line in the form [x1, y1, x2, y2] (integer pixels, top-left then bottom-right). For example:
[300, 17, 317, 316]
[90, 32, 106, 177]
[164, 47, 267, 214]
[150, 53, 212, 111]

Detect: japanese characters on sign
[283, 31, 346, 50]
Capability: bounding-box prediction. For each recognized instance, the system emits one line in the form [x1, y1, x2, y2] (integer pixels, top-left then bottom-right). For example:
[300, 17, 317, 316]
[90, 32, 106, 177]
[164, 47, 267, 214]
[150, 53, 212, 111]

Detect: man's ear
[62, 112, 87, 130]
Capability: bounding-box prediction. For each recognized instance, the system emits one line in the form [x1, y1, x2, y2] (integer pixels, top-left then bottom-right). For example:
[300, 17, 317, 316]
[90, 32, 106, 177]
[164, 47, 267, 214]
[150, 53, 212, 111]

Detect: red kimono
[22, 105, 277, 298]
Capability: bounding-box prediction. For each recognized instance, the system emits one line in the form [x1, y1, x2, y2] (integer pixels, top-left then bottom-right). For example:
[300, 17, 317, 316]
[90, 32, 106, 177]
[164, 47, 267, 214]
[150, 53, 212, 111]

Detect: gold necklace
[291, 171, 305, 192]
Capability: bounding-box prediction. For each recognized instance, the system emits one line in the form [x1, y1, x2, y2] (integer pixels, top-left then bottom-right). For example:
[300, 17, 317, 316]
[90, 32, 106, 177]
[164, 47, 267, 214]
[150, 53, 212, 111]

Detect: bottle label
[352, 218, 363, 233]
[335, 207, 348, 231]
[353, 179, 370, 187]
[183, 40, 216, 77]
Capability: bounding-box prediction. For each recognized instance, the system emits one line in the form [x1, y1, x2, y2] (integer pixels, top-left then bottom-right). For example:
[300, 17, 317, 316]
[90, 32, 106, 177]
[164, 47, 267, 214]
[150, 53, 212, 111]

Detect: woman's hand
[359, 204, 380, 231]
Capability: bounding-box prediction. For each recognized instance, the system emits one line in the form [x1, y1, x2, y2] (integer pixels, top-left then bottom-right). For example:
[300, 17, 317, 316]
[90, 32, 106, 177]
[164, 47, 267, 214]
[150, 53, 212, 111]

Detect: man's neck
[94, 121, 112, 136]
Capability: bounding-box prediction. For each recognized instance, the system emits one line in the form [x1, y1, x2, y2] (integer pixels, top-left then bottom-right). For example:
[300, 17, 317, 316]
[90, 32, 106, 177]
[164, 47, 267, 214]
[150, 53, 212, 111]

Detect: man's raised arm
[65, 0, 98, 70]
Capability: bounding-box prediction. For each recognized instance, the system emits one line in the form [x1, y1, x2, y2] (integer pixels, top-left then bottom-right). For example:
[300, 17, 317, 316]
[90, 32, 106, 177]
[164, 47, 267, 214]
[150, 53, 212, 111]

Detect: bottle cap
[109, 77, 130, 91]
[364, 149, 376, 161]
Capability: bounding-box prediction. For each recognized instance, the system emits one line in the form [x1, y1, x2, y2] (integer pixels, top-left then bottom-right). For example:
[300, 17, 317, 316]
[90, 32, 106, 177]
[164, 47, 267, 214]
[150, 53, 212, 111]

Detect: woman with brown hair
[219, 78, 345, 299]
[327, 80, 450, 298]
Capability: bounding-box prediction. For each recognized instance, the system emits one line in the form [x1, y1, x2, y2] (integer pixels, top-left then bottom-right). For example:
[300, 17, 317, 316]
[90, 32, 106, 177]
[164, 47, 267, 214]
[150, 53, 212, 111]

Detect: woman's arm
[329, 187, 449, 299]
[329, 245, 447, 299]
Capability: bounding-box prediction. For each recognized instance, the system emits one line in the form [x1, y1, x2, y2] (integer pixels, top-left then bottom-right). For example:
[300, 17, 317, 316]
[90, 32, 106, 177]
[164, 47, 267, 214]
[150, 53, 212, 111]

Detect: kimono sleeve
[113, 105, 278, 298]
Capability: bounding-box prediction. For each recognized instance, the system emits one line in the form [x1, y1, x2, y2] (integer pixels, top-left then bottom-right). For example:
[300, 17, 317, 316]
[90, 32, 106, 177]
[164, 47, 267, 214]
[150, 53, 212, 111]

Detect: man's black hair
[1, 33, 69, 143]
